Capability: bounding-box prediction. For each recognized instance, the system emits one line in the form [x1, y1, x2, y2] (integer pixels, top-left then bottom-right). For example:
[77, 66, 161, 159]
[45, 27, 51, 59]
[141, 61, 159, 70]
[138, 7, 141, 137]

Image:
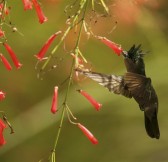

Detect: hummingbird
[76, 45, 160, 139]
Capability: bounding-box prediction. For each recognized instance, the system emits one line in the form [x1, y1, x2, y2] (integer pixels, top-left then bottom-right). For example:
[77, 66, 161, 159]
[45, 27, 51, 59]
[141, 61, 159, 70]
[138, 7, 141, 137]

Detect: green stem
[51, 105, 66, 156]
[50, 1, 89, 160]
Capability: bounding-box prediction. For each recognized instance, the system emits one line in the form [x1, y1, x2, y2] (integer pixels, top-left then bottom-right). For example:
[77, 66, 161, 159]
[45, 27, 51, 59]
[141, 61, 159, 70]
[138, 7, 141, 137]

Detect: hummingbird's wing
[124, 72, 151, 97]
[76, 69, 132, 98]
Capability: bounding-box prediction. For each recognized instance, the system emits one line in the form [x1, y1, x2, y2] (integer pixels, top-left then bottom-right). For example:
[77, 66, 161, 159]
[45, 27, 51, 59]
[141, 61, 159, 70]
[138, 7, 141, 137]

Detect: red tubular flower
[51, 86, 58, 114]
[32, 0, 48, 24]
[77, 89, 102, 111]
[3, 43, 22, 69]
[0, 91, 6, 101]
[77, 123, 98, 145]
[0, 119, 6, 146]
[22, 0, 33, 10]
[0, 54, 12, 70]
[35, 31, 62, 60]
[100, 37, 123, 56]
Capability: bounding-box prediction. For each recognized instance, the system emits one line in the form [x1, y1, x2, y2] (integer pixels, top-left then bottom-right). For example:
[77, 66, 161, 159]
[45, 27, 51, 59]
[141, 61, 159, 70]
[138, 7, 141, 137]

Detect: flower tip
[0, 139, 6, 146]
[39, 16, 48, 24]
[54, 86, 58, 91]
[95, 103, 102, 111]
[16, 63, 23, 69]
[91, 137, 98, 144]
[51, 109, 57, 114]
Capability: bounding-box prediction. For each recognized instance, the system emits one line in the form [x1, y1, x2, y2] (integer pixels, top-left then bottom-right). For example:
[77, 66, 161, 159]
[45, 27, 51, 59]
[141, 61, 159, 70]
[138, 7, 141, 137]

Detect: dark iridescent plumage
[76, 45, 160, 139]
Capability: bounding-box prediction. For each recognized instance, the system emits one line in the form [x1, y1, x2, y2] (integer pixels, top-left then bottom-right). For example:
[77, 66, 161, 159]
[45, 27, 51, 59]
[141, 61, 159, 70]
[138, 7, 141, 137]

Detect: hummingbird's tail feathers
[76, 69, 132, 98]
[144, 111, 160, 139]
[124, 72, 151, 97]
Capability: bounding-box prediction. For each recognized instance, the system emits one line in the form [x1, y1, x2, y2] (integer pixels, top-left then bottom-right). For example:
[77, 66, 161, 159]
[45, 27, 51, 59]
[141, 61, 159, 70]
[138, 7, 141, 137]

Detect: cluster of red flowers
[0, 1, 23, 147]
[22, 0, 47, 24]
[0, 0, 49, 148]
[1, 0, 124, 147]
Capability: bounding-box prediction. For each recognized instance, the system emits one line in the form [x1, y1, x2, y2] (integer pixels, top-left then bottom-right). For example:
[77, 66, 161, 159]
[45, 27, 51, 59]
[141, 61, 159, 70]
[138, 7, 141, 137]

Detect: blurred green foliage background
[0, 0, 168, 161]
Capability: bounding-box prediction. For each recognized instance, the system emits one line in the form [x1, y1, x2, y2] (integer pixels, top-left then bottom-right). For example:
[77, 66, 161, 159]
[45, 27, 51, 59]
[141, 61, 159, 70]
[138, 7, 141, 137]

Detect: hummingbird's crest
[124, 45, 146, 76]
[126, 44, 146, 63]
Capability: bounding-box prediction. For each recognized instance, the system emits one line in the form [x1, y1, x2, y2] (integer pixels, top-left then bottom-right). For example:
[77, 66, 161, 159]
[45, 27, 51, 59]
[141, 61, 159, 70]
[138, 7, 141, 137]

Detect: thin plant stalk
[50, 0, 89, 161]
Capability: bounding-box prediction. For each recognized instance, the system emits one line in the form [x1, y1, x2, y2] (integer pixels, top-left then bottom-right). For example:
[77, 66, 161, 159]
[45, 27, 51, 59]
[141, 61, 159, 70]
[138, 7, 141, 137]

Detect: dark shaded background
[0, 0, 168, 161]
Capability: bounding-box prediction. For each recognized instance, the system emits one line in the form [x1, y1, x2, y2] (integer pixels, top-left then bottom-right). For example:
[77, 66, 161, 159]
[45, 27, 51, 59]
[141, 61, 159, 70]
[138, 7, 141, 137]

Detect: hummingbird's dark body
[77, 45, 160, 139]
[123, 45, 160, 139]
